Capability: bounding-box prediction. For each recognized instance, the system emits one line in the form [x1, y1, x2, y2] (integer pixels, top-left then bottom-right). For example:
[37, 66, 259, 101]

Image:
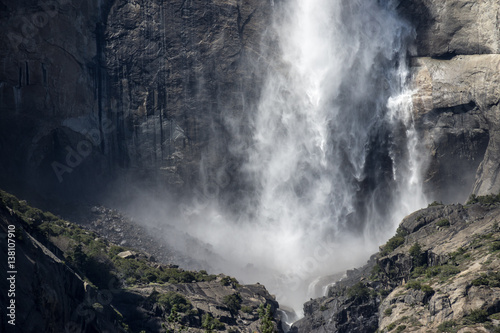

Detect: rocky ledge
[0, 189, 282, 333]
[293, 197, 500, 332]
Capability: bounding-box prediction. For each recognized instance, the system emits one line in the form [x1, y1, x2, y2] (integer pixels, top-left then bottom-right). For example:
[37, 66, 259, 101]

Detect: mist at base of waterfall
[118, 0, 428, 316]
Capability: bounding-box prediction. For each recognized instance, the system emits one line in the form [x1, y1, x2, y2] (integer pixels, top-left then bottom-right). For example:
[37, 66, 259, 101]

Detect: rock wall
[0, 0, 271, 203]
[400, 0, 500, 202]
[104, 0, 270, 192]
[0, 0, 110, 201]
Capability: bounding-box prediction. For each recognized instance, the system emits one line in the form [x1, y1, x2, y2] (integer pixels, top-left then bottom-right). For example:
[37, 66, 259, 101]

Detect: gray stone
[412, 55, 500, 202]
[117, 250, 135, 258]
[399, 0, 500, 57]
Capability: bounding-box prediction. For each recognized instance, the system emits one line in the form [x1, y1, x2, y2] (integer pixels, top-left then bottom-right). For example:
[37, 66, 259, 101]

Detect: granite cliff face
[2, 0, 500, 331]
[103, 0, 270, 191]
[0, 0, 270, 202]
[400, 0, 500, 203]
[0, 0, 111, 200]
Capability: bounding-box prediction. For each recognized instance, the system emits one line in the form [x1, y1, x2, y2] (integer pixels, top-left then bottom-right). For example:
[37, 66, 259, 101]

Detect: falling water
[180, 0, 427, 314]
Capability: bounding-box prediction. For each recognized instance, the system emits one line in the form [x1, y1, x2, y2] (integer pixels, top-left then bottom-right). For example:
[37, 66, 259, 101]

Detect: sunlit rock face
[412, 56, 497, 203]
[399, 0, 500, 57]
[405, 0, 500, 203]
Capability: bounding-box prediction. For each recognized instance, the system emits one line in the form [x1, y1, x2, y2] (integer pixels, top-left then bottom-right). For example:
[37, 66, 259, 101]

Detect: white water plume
[178, 0, 428, 314]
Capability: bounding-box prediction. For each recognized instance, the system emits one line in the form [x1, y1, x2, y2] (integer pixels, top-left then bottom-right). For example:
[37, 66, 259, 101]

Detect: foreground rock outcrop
[293, 199, 500, 332]
[0, 190, 282, 333]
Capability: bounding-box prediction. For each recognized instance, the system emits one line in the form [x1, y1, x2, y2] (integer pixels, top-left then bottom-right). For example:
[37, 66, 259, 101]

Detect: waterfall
[181, 0, 427, 314]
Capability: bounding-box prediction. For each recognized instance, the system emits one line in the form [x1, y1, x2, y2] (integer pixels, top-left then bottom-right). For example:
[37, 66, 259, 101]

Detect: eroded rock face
[411, 56, 499, 202]
[120, 280, 281, 333]
[1, 0, 498, 207]
[0, 0, 110, 201]
[103, 0, 271, 191]
[404, 0, 500, 203]
[291, 258, 380, 333]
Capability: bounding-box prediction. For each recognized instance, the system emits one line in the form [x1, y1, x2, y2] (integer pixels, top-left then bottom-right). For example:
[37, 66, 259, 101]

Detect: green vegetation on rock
[449, 247, 470, 264]
[466, 193, 500, 205]
[395, 325, 407, 333]
[405, 281, 434, 297]
[436, 219, 450, 227]
[241, 305, 254, 313]
[463, 309, 489, 324]
[0, 189, 276, 333]
[202, 313, 225, 332]
[490, 241, 500, 252]
[220, 276, 240, 287]
[156, 291, 192, 313]
[346, 282, 370, 302]
[222, 293, 242, 315]
[384, 307, 393, 316]
[0, 190, 219, 289]
[471, 272, 500, 287]
[422, 264, 461, 280]
[437, 320, 459, 332]
[409, 242, 426, 268]
[381, 227, 408, 256]
[258, 304, 275, 333]
[387, 322, 397, 331]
